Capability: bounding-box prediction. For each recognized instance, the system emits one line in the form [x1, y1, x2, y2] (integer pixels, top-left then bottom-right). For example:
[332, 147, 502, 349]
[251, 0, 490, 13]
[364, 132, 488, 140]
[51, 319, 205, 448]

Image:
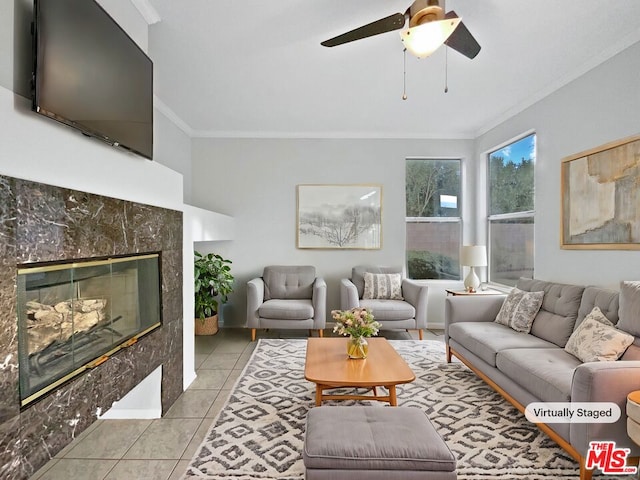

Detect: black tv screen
[32, 0, 153, 160]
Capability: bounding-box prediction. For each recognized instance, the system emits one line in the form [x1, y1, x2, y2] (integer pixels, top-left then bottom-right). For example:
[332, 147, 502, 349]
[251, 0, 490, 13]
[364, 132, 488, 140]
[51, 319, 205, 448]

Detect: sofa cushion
[621, 343, 640, 361]
[363, 272, 403, 300]
[495, 288, 544, 333]
[359, 299, 415, 321]
[263, 266, 315, 300]
[575, 286, 619, 329]
[259, 299, 314, 320]
[517, 278, 585, 347]
[352, 266, 403, 299]
[617, 281, 640, 337]
[496, 348, 581, 403]
[565, 308, 634, 362]
[448, 322, 556, 367]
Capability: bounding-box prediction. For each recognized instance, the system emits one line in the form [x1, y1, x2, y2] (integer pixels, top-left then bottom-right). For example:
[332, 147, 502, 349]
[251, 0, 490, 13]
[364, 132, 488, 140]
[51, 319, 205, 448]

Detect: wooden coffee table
[304, 337, 415, 406]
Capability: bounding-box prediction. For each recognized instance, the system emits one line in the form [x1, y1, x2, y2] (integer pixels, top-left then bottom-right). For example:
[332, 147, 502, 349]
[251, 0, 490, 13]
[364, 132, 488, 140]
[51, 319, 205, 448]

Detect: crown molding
[153, 95, 195, 136]
[190, 130, 474, 140]
[130, 0, 161, 25]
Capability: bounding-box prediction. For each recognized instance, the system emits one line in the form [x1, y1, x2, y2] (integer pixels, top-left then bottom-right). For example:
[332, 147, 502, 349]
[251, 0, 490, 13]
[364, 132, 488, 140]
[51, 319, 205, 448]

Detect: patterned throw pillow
[565, 306, 634, 362]
[363, 273, 404, 300]
[494, 287, 544, 333]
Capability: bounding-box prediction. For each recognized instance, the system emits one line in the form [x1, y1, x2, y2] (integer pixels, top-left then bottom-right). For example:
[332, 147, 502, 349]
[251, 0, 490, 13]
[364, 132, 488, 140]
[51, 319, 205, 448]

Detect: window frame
[485, 132, 536, 287]
[405, 157, 463, 280]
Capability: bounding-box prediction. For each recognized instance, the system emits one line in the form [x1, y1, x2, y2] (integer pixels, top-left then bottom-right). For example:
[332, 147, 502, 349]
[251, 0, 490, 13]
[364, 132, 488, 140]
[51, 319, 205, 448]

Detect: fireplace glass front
[17, 253, 161, 406]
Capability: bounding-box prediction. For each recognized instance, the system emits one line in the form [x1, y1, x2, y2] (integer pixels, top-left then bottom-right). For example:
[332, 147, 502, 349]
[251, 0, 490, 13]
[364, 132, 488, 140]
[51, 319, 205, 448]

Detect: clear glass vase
[347, 336, 369, 359]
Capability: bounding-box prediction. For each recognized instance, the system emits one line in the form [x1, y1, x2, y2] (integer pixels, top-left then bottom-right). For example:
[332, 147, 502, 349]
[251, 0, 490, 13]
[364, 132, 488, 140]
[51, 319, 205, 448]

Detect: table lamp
[461, 245, 487, 293]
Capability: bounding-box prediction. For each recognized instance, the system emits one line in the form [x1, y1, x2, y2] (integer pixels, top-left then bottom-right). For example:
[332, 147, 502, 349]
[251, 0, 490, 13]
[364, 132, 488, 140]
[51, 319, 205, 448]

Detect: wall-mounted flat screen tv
[32, 0, 153, 160]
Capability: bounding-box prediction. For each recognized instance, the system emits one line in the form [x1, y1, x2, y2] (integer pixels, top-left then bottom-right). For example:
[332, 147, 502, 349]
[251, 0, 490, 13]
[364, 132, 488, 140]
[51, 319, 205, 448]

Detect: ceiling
[147, 0, 640, 139]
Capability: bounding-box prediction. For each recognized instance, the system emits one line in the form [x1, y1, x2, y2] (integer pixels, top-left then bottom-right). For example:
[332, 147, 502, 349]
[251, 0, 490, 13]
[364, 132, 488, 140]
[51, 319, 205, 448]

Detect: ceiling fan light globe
[400, 17, 461, 58]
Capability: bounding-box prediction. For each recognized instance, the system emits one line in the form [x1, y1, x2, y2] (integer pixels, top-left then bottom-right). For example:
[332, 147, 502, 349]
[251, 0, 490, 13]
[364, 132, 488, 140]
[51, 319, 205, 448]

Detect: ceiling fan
[321, 0, 480, 59]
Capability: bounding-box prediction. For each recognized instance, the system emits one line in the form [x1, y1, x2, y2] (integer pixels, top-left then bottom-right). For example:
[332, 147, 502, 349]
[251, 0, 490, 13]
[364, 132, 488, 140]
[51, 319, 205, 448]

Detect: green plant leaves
[194, 251, 234, 321]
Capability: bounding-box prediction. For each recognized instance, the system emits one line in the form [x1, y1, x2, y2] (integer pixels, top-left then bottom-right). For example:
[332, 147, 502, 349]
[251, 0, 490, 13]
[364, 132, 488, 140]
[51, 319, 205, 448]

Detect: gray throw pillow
[363, 273, 403, 300]
[565, 306, 634, 362]
[617, 281, 640, 337]
[495, 287, 544, 333]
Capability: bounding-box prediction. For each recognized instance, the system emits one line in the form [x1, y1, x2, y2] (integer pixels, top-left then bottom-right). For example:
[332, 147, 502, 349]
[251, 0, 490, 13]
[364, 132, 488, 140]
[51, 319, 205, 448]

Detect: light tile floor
[31, 327, 444, 480]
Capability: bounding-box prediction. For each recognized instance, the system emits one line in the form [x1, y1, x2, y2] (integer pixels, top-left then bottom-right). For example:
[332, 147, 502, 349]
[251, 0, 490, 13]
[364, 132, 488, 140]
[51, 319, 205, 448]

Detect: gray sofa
[445, 278, 640, 480]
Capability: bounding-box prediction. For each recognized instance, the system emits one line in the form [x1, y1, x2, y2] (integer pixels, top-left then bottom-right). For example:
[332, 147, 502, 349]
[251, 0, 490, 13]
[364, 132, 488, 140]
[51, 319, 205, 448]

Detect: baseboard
[184, 369, 197, 390]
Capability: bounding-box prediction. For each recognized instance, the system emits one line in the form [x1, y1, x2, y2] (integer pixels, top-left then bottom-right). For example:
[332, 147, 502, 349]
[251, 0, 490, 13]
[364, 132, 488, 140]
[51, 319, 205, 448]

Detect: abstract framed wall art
[561, 134, 640, 249]
[297, 184, 382, 249]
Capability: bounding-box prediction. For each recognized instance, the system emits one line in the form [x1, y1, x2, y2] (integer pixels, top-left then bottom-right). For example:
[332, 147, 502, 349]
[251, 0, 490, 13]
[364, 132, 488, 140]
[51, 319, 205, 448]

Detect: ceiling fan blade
[321, 12, 406, 47]
[444, 10, 481, 59]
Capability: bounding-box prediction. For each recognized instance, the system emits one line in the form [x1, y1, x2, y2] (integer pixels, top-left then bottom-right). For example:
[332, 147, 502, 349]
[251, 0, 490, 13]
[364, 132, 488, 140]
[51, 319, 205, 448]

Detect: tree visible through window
[488, 134, 535, 286]
[406, 159, 461, 280]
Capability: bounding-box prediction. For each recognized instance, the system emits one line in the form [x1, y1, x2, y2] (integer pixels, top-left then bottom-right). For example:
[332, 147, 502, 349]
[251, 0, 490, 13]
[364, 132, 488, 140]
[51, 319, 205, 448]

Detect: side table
[445, 288, 504, 296]
[627, 390, 640, 446]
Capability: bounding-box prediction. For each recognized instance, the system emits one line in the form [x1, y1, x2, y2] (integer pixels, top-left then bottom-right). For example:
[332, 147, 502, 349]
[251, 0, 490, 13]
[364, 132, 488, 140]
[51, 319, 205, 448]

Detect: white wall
[155, 111, 193, 203]
[0, 0, 187, 208]
[0, 0, 194, 204]
[0, 0, 14, 92]
[0, 87, 183, 208]
[191, 137, 474, 327]
[182, 205, 234, 388]
[99, 0, 194, 203]
[474, 41, 640, 290]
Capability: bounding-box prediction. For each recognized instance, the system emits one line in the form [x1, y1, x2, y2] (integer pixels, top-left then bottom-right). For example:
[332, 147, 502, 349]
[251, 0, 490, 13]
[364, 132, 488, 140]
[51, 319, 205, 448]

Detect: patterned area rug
[183, 339, 588, 479]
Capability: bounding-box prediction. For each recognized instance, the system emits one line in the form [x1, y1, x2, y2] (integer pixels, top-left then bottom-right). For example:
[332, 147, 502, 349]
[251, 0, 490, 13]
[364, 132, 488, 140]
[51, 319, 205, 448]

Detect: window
[406, 159, 461, 279]
[487, 133, 535, 286]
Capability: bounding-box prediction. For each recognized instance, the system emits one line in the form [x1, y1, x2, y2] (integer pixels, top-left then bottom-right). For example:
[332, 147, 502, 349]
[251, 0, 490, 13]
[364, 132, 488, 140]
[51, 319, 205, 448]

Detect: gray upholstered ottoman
[303, 406, 457, 480]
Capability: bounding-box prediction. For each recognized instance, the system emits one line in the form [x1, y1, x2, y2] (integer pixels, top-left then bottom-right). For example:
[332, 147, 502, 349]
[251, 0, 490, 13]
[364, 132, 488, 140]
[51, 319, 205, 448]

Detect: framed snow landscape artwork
[297, 184, 382, 249]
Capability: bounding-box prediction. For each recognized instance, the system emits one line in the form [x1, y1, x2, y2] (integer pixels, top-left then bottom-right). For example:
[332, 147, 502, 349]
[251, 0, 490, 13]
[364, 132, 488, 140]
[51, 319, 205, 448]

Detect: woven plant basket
[195, 314, 219, 336]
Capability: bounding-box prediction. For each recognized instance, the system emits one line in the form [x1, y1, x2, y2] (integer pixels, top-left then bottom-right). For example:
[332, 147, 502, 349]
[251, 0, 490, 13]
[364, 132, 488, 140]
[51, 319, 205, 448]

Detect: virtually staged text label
[525, 402, 620, 423]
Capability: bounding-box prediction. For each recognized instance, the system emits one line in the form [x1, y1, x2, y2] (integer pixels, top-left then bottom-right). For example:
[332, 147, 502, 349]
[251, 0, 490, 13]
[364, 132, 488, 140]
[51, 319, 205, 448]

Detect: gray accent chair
[247, 265, 326, 341]
[340, 266, 428, 340]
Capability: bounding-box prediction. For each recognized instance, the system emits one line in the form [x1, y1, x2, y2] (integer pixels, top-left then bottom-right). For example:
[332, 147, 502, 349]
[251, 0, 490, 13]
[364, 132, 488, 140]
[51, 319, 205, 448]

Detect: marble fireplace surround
[0, 175, 183, 480]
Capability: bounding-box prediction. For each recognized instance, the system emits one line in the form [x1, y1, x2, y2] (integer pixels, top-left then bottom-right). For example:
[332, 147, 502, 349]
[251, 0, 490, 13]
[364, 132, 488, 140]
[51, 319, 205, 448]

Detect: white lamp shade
[460, 245, 487, 267]
[400, 17, 461, 58]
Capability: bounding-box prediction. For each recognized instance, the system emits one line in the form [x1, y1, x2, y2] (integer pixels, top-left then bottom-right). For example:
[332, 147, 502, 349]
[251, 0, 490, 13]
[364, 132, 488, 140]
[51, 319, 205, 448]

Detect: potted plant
[194, 251, 234, 335]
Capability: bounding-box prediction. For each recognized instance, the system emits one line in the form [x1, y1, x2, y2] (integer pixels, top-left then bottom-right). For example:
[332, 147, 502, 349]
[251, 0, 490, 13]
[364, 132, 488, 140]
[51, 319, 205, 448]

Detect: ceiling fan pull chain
[402, 48, 408, 100]
[444, 46, 449, 93]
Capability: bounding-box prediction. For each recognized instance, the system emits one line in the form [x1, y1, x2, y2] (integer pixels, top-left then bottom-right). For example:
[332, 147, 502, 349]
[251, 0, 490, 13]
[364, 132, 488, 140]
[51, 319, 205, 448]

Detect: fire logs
[25, 299, 108, 354]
